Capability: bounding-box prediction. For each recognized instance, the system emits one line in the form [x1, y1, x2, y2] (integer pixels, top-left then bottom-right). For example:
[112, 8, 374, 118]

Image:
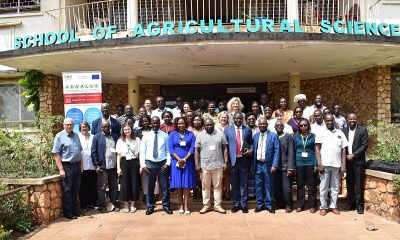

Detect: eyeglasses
[299, 124, 308, 127]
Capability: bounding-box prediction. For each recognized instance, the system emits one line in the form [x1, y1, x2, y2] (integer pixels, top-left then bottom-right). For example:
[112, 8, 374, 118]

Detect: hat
[294, 94, 307, 103]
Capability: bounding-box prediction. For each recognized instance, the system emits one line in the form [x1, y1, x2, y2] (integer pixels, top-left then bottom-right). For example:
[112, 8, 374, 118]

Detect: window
[391, 72, 400, 123]
[0, 0, 41, 15]
[0, 83, 35, 128]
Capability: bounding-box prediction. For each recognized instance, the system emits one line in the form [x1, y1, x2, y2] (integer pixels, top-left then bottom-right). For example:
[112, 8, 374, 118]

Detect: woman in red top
[160, 111, 175, 134]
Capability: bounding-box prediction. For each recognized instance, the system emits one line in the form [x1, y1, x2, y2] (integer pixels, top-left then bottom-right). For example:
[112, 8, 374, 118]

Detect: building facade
[0, 0, 399, 126]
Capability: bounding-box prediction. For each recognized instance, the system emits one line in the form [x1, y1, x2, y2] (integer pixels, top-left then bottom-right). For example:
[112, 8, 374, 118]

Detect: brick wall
[39, 74, 64, 116]
[267, 66, 392, 124]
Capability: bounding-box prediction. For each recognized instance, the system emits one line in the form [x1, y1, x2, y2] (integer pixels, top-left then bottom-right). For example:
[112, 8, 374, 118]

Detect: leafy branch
[18, 70, 45, 115]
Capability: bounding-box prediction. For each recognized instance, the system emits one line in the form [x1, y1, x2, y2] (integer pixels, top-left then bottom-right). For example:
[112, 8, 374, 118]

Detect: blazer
[278, 133, 295, 171]
[91, 116, 121, 139]
[224, 124, 253, 166]
[253, 131, 280, 170]
[91, 132, 118, 168]
[342, 125, 369, 165]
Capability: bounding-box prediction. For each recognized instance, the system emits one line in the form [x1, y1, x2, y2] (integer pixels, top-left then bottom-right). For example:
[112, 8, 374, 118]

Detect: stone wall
[1, 175, 63, 225]
[102, 83, 128, 113]
[267, 66, 392, 124]
[39, 75, 64, 115]
[364, 170, 399, 223]
[139, 84, 160, 106]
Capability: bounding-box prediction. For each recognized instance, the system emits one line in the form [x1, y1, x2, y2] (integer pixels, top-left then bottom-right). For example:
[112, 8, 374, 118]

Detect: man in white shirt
[171, 96, 183, 119]
[316, 113, 348, 216]
[303, 95, 327, 121]
[140, 116, 172, 215]
[310, 110, 326, 137]
[151, 96, 172, 124]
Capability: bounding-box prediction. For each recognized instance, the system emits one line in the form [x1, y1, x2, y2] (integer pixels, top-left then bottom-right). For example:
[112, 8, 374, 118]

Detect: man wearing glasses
[52, 118, 83, 219]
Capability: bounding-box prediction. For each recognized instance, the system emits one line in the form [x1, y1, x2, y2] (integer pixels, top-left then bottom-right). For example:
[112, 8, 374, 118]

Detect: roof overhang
[0, 32, 399, 84]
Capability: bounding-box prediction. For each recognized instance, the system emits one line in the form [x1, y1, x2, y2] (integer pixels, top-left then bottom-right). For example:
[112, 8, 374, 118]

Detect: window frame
[0, 81, 35, 129]
[0, 0, 41, 16]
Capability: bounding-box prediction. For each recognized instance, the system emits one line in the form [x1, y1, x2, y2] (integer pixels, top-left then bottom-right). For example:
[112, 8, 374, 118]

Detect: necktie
[153, 131, 158, 159]
[236, 127, 241, 156]
[259, 133, 265, 161]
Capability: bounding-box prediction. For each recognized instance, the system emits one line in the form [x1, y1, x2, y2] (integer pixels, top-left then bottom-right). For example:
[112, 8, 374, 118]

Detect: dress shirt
[140, 130, 171, 166]
[334, 114, 347, 129]
[151, 107, 173, 123]
[256, 132, 266, 161]
[104, 133, 117, 169]
[171, 106, 182, 119]
[52, 130, 83, 163]
[268, 119, 294, 135]
[235, 125, 243, 157]
[347, 125, 357, 154]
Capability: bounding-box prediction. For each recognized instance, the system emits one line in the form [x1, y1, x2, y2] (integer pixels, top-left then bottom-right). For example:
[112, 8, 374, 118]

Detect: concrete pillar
[287, 0, 299, 25]
[127, 0, 138, 31]
[289, 73, 300, 110]
[128, 77, 140, 114]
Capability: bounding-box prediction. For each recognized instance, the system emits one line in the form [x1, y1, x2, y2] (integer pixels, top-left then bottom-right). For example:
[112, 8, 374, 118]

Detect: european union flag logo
[92, 74, 100, 80]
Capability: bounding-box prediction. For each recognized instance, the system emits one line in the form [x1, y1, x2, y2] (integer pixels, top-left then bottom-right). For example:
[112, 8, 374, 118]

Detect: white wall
[0, 0, 86, 52]
[0, 0, 61, 52]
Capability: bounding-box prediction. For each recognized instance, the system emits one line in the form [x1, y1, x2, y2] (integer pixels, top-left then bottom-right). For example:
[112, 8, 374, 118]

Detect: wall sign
[14, 18, 400, 49]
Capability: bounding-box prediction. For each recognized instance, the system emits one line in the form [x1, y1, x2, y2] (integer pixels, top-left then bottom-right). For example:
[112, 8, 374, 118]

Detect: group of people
[52, 93, 368, 219]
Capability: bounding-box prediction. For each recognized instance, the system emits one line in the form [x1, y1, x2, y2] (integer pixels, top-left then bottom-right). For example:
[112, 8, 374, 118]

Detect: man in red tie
[224, 112, 253, 213]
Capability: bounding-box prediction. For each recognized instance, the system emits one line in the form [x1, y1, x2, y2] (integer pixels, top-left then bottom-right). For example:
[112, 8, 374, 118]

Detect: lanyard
[301, 135, 309, 152]
[126, 141, 136, 157]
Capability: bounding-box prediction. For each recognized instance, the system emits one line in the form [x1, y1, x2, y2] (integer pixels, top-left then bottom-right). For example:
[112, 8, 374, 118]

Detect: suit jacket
[91, 116, 121, 139]
[343, 125, 368, 165]
[224, 124, 253, 166]
[91, 132, 118, 168]
[278, 133, 295, 171]
[253, 131, 280, 170]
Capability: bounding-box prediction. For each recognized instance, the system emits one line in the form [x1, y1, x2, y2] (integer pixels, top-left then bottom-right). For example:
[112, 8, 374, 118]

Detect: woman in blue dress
[168, 116, 196, 215]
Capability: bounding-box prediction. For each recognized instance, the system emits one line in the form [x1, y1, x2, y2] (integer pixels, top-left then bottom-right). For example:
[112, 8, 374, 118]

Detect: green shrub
[367, 121, 400, 163]
[393, 176, 400, 192]
[0, 182, 33, 234]
[0, 225, 12, 240]
[0, 113, 64, 178]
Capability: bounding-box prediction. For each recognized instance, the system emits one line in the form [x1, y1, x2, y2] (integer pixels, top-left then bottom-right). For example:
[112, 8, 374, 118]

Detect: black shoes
[357, 206, 364, 214]
[242, 207, 249, 213]
[73, 210, 85, 217]
[163, 207, 173, 214]
[146, 208, 154, 215]
[254, 206, 263, 213]
[64, 214, 77, 220]
[266, 207, 275, 214]
[231, 206, 241, 213]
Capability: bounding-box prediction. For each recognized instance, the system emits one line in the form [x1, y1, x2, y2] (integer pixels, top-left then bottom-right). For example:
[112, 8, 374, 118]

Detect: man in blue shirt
[140, 116, 172, 215]
[52, 118, 83, 220]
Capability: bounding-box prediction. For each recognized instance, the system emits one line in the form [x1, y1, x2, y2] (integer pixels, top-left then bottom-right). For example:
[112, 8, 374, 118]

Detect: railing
[45, 0, 128, 35]
[44, 0, 380, 37]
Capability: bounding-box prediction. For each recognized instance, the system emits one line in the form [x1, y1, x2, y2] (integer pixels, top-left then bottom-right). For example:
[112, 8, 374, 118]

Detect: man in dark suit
[343, 112, 368, 214]
[253, 117, 280, 213]
[91, 119, 119, 213]
[92, 103, 121, 138]
[224, 112, 253, 213]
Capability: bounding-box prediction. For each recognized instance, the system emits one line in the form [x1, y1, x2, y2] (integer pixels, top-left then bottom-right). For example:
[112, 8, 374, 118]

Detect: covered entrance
[161, 82, 268, 112]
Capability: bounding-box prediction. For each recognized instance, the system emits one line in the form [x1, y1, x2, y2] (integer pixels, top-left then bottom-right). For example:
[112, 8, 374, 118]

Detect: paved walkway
[23, 199, 400, 240]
